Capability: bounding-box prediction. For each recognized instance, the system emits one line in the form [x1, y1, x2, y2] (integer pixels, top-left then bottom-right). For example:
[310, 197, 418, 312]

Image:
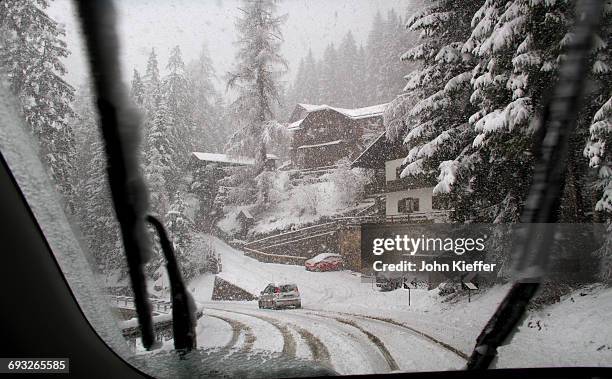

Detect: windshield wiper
[75, 0, 196, 352]
[148, 215, 196, 351]
[466, 0, 605, 370]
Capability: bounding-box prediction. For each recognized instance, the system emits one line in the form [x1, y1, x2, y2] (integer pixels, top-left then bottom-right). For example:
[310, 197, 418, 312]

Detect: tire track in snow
[205, 313, 255, 353]
[293, 325, 331, 366]
[282, 310, 391, 373]
[333, 318, 399, 371]
[305, 309, 468, 361]
[208, 307, 332, 367]
[207, 307, 296, 358]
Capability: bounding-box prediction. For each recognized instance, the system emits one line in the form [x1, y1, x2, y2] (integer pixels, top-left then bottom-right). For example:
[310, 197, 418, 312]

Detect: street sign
[463, 281, 478, 302]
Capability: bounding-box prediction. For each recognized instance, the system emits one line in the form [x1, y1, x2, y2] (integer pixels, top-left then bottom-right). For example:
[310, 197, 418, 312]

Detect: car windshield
[1, 0, 611, 377]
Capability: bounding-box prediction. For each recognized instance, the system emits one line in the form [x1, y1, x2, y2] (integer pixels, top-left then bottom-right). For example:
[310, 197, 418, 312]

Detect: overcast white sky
[48, 0, 417, 92]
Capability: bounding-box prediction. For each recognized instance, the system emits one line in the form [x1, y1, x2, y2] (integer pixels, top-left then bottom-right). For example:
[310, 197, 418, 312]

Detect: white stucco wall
[385, 158, 404, 182]
[385, 187, 435, 216]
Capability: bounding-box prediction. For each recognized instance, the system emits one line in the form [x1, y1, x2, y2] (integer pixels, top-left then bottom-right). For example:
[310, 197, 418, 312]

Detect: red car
[305, 253, 344, 271]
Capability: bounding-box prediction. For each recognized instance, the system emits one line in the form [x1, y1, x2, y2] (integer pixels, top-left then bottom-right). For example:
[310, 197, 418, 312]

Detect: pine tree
[453, 0, 586, 222]
[187, 43, 223, 151]
[72, 85, 123, 274]
[356, 44, 369, 106]
[380, 9, 418, 102]
[163, 45, 192, 165]
[301, 48, 320, 104]
[166, 192, 197, 280]
[585, 97, 612, 216]
[144, 98, 175, 217]
[225, 0, 287, 170]
[318, 43, 340, 104]
[130, 68, 145, 106]
[583, 5, 612, 218]
[0, 0, 76, 205]
[365, 11, 387, 104]
[143, 48, 161, 116]
[337, 31, 360, 107]
[385, 0, 482, 220]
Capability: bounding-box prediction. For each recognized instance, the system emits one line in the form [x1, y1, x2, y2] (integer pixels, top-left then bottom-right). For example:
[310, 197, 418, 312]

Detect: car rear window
[280, 285, 297, 292]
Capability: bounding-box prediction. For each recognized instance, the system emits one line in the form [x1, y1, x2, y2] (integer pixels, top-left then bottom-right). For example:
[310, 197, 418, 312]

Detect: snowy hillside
[218, 166, 372, 236]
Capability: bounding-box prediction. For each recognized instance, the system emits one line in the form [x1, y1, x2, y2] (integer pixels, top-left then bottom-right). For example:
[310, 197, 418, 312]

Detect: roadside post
[403, 277, 411, 306]
[462, 281, 478, 302]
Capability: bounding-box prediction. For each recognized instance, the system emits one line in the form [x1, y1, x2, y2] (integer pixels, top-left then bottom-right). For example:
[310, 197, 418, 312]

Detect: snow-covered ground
[185, 235, 612, 375]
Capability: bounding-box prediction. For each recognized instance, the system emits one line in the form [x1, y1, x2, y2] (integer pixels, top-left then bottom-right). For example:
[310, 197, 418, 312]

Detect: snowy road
[182, 235, 469, 375]
[196, 302, 465, 375]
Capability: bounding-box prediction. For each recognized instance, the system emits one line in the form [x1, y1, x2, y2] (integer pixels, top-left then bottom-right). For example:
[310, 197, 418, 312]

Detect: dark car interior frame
[0, 0, 610, 378]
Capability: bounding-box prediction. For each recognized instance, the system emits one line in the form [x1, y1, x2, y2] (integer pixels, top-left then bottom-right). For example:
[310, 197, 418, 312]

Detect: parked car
[304, 253, 344, 271]
[375, 271, 404, 292]
[258, 283, 301, 309]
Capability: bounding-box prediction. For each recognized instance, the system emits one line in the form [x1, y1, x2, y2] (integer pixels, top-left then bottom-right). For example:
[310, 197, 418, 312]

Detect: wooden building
[287, 103, 387, 170]
[352, 131, 450, 222]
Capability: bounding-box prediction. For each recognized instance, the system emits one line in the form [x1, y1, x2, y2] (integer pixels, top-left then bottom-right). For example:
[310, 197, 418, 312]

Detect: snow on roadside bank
[189, 235, 612, 367]
[496, 284, 612, 367]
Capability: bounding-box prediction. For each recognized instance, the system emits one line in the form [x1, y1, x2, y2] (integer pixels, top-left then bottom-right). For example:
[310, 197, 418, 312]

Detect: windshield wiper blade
[466, 0, 605, 370]
[147, 216, 197, 352]
[75, 0, 155, 349]
[76, 0, 198, 353]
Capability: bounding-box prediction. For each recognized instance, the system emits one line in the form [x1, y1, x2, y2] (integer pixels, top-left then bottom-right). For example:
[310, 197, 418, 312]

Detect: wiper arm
[466, 0, 605, 369]
[76, 0, 197, 353]
[148, 216, 196, 352]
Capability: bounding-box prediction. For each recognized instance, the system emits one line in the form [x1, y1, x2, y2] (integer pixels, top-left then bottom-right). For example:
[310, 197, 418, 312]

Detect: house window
[398, 197, 419, 213]
[395, 166, 403, 180]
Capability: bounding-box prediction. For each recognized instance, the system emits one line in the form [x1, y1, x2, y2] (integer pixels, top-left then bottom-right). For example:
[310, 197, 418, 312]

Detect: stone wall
[337, 225, 362, 272]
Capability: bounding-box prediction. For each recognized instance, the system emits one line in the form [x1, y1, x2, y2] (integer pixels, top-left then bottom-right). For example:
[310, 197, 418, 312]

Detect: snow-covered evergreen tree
[287, 8, 419, 110]
[163, 45, 192, 166]
[143, 48, 162, 117]
[384, 0, 482, 219]
[144, 98, 175, 217]
[0, 0, 76, 205]
[166, 191, 197, 280]
[72, 85, 123, 274]
[187, 43, 222, 151]
[301, 49, 319, 104]
[130, 68, 145, 107]
[386, 0, 609, 226]
[586, 97, 612, 215]
[365, 10, 387, 104]
[318, 43, 340, 104]
[380, 9, 418, 103]
[453, 0, 604, 222]
[337, 31, 360, 107]
[583, 3, 612, 218]
[225, 0, 287, 172]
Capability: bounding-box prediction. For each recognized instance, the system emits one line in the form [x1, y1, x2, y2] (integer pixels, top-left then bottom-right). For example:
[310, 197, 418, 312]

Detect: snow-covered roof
[351, 131, 386, 168]
[297, 139, 344, 150]
[239, 209, 253, 219]
[351, 131, 405, 169]
[287, 118, 304, 131]
[296, 102, 388, 120]
[192, 152, 279, 165]
[306, 253, 342, 264]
